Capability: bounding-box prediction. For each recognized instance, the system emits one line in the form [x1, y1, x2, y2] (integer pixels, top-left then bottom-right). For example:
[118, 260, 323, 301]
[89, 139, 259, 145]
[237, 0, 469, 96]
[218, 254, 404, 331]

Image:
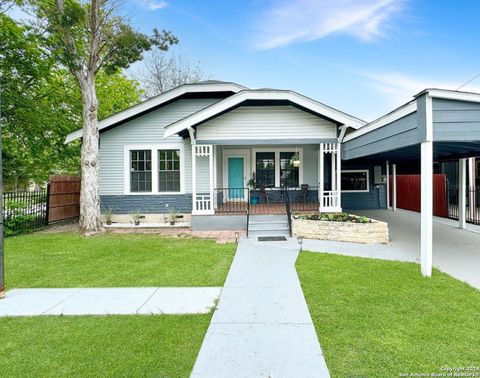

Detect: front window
[280, 152, 299, 187]
[158, 149, 181, 192]
[342, 170, 369, 192]
[256, 152, 275, 187]
[130, 150, 152, 192]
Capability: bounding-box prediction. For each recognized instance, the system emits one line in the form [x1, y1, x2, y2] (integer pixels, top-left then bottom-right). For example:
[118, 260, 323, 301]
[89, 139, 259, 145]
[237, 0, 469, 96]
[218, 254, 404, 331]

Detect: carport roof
[342, 88, 480, 162]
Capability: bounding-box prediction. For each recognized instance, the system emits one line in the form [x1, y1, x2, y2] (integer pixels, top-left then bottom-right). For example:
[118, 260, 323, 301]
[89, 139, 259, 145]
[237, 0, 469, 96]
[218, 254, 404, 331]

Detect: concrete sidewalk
[191, 237, 330, 378]
[0, 287, 221, 316]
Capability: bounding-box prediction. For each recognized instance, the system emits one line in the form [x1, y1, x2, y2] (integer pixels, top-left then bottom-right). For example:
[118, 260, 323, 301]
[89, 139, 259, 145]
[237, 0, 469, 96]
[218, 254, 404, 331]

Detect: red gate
[389, 174, 448, 218]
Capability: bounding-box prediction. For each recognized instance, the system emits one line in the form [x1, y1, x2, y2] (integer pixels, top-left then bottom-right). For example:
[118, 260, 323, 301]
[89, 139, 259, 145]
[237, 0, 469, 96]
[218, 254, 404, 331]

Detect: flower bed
[292, 213, 389, 244]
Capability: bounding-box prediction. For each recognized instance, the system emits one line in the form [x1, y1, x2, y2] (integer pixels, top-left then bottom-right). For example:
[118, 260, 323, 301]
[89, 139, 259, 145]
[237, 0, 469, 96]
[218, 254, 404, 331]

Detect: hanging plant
[290, 152, 301, 167]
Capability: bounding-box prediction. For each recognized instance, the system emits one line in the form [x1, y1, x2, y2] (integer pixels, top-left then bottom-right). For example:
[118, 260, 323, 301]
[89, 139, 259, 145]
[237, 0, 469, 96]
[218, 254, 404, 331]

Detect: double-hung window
[130, 150, 152, 192]
[256, 152, 275, 187]
[280, 152, 299, 187]
[127, 145, 183, 194]
[158, 149, 181, 192]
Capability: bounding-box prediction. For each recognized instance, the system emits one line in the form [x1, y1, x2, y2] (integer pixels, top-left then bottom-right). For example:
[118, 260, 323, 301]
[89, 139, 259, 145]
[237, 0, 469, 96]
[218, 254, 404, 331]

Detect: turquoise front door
[228, 157, 244, 199]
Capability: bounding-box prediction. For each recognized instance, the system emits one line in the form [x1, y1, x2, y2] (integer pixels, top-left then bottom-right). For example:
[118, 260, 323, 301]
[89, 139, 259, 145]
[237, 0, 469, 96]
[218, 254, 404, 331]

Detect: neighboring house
[66, 81, 480, 276]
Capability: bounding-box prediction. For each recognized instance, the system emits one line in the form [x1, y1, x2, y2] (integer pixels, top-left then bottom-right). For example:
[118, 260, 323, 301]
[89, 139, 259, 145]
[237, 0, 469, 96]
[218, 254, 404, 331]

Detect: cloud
[140, 0, 168, 11]
[359, 71, 480, 107]
[253, 0, 407, 49]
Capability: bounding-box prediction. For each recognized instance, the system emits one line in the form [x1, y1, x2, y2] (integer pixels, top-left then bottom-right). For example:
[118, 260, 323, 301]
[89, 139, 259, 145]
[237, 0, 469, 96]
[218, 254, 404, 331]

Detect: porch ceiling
[196, 138, 338, 145]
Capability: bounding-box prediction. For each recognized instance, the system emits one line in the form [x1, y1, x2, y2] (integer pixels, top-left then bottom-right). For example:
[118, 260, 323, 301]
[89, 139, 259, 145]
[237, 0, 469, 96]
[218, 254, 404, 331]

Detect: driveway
[303, 209, 480, 290]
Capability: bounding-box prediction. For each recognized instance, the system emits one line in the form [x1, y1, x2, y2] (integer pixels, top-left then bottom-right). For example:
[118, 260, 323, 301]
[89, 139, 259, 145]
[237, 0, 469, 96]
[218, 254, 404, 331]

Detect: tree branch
[55, 0, 85, 81]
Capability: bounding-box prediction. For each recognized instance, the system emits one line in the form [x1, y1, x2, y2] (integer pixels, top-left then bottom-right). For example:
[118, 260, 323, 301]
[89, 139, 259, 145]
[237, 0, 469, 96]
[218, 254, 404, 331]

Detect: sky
[18, 0, 480, 122]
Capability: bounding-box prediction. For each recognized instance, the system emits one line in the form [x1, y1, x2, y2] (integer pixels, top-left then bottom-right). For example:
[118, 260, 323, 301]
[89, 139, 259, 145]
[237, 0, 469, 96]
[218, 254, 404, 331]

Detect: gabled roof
[64, 81, 246, 143]
[163, 89, 366, 138]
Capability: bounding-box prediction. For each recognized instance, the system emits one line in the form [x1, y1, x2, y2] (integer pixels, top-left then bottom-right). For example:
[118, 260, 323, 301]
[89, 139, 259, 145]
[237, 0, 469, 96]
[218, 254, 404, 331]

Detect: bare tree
[139, 50, 207, 97]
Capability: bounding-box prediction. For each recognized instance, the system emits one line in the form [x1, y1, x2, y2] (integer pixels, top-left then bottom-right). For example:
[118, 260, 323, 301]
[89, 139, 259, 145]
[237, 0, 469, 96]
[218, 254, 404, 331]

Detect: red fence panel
[48, 175, 81, 223]
[389, 174, 448, 218]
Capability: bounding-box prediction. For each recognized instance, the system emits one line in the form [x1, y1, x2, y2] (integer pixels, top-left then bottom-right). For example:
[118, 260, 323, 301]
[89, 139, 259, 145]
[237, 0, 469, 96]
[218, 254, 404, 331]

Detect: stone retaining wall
[292, 216, 389, 244]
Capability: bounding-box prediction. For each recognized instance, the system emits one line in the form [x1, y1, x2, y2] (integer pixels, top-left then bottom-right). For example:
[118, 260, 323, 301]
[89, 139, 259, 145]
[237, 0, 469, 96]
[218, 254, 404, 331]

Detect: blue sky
[35, 1, 480, 121]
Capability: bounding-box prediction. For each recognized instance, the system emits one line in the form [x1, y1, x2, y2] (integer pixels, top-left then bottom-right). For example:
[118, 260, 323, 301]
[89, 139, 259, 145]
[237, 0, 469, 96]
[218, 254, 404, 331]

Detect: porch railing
[214, 188, 250, 214]
[321, 190, 340, 210]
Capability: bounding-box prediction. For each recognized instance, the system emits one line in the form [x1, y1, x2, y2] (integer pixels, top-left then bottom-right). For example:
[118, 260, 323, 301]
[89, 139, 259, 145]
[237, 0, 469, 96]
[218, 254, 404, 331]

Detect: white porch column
[468, 157, 476, 220]
[213, 146, 218, 210]
[386, 161, 391, 210]
[319, 143, 324, 211]
[392, 163, 397, 211]
[421, 141, 433, 276]
[336, 143, 341, 209]
[331, 151, 336, 191]
[420, 94, 434, 277]
[209, 145, 215, 212]
[459, 158, 467, 229]
[191, 144, 197, 214]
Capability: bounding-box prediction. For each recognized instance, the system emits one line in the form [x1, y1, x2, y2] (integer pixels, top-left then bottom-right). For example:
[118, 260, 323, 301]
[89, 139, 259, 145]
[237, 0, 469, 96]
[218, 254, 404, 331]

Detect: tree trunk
[78, 72, 103, 234]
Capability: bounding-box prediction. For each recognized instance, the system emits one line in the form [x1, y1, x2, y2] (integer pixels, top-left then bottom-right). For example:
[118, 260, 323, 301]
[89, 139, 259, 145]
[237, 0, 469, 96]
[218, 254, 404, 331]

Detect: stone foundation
[292, 216, 389, 244]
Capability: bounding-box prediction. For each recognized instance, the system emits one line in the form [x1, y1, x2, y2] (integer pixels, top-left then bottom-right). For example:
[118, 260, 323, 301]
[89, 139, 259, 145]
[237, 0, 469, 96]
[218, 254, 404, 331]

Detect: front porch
[191, 143, 343, 216]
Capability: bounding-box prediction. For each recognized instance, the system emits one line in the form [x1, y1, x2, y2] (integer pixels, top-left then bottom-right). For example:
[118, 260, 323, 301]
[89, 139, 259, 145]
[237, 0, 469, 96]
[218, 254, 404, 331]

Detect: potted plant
[290, 152, 301, 167]
[104, 207, 114, 225]
[248, 175, 259, 204]
[168, 208, 177, 226]
[132, 210, 141, 226]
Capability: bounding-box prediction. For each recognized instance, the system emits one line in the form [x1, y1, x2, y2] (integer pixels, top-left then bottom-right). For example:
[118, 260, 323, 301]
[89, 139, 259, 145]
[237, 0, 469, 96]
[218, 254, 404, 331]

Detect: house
[66, 81, 480, 277]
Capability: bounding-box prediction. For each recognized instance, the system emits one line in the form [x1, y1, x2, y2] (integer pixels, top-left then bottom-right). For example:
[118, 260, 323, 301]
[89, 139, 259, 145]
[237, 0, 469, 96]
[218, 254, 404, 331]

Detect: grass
[296, 252, 480, 378]
[5, 232, 235, 288]
[0, 314, 210, 378]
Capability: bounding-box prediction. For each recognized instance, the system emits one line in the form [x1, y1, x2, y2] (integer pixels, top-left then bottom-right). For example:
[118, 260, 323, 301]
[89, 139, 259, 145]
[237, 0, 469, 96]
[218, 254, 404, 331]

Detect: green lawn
[0, 314, 210, 378]
[5, 232, 235, 288]
[296, 252, 480, 378]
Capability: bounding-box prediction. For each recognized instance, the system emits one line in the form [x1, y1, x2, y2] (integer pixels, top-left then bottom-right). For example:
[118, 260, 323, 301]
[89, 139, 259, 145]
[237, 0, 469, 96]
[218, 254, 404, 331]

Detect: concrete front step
[249, 220, 288, 225]
[249, 224, 289, 232]
[248, 214, 290, 238]
[248, 230, 290, 238]
[249, 215, 288, 222]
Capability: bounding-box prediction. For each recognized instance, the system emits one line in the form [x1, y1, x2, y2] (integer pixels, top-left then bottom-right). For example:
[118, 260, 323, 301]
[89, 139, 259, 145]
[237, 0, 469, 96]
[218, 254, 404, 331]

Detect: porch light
[297, 236, 303, 251]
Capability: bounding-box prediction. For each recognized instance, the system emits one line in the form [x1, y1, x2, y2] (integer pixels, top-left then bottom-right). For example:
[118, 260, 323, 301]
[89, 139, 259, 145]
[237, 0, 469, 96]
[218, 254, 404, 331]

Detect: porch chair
[259, 185, 270, 205]
[300, 184, 310, 203]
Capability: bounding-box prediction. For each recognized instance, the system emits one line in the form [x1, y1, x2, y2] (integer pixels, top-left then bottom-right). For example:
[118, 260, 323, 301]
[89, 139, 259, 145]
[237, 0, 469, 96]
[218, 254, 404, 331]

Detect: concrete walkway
[0, 287, 221, 316]
[304, 209, 480, 290]
[191, 237, 330, 378]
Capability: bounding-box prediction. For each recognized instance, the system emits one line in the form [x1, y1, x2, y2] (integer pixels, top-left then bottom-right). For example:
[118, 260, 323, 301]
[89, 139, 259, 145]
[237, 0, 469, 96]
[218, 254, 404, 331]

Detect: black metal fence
[214, 185, 320, 215]
[447, 184, 480, 225]
[214, 188, 250, 214]
[2, 189, 49, 236]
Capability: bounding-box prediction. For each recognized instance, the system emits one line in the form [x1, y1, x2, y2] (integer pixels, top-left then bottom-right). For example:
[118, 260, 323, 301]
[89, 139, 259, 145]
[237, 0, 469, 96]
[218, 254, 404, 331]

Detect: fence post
[45, 183, 51, 226]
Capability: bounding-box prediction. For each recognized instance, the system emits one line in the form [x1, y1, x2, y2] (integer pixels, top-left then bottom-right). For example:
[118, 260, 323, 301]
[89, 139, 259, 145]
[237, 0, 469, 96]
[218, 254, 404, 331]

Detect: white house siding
[196, 106, 337, 141]
[99, 98, 220, 195]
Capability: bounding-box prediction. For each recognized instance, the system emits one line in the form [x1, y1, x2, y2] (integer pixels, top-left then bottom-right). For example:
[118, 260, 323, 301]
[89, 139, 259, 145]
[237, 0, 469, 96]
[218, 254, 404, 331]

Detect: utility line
[456, 72, 480, 91]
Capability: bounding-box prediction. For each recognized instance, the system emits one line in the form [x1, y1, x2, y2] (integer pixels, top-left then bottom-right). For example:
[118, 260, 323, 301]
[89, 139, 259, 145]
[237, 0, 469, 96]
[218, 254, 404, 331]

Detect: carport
[342, 89, 480, 276]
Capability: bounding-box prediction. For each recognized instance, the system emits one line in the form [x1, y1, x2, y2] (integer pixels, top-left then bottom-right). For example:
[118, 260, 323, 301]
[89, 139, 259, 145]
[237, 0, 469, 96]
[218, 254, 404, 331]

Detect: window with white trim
[341, 170, 369, 192]
[130, 150, 152, 192]
[256, 152, 275, 187]
[280, 152, 299, 187]
[158, 149, 181, 192]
